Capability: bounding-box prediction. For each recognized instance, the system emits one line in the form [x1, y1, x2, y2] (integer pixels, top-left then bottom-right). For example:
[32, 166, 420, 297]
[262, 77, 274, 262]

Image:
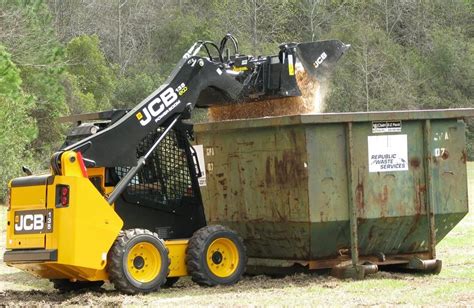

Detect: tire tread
[107, 228, 170, 294]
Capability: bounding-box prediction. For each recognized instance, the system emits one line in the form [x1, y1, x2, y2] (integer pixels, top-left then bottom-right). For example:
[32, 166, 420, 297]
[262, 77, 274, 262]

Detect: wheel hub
[211, 251, 223, 264]
[133, 256, 145, 269]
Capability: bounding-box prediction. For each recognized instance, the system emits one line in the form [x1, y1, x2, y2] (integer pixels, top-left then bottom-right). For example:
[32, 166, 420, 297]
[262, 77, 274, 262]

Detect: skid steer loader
[4, 34, 349, 294]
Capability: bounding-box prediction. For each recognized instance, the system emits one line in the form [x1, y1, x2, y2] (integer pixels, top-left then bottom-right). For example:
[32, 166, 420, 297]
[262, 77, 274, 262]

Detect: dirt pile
[208, 68, 326, 121]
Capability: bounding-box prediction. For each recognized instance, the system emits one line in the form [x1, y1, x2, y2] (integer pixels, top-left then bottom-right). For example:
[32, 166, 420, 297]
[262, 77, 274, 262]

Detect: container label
[372, 121, 402, 133]
[368, 134, 408, 172]
[193, 145, 207, 186]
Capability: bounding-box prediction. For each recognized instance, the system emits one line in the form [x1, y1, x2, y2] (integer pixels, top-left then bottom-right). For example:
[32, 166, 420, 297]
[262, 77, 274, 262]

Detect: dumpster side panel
[196, 126, 312, 259]
[429, 119, 468, 242]
[306, 124, 351, 258]
[352, 120, 431, 255]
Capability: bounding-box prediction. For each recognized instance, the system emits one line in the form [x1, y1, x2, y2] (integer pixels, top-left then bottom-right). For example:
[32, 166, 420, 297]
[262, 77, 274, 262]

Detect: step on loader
[4, 34, 348, 293]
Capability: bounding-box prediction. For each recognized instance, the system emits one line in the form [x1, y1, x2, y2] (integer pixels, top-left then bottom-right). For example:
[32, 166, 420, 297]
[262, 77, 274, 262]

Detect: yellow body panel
[86, 167, 105, 181]
[6, 152, 123, 280]
[166, 239, 189, 277]
[5, 151, 192, 282]
[45, 175, 123, 270]
[6, 183, 47, 249]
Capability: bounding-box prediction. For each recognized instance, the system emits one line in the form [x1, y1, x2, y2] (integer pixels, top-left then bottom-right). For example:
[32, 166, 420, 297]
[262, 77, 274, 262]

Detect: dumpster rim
[194, 108, 474, 132]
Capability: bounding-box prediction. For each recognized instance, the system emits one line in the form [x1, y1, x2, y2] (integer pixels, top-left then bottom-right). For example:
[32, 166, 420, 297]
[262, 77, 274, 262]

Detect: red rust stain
[414, 181, 424, 214]
[461, 150, 467, 164]
[410, 157, 421, 168]
[375, 185, 389, 216]
[381, 186, 389, 203]
[356, 183, 365, 213]
[289, 130, 297, 145]
[265, 150, 306, 186]
[441, 150, 449, 160]
[368, 225, 375, 241]
[274, 150, 306, 186]
[265, 157, 272, 185]
[236, 141, 254, 146]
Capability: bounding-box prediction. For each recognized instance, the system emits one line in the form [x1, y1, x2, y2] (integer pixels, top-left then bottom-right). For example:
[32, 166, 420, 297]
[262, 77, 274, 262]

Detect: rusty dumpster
[193, 108, 474, 278]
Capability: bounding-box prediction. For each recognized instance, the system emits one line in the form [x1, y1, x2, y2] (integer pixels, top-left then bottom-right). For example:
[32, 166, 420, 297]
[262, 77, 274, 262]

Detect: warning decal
[193, 145, 207, 186]
[372, 121, 402, 133]
[368, 134, 408, 173]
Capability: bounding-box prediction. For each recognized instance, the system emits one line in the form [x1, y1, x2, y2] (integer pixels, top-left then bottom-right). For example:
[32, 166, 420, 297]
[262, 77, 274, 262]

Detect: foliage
[0, 46, 37, 201]
[113, 73, 156, 109]
[1, 0, 67, 157]
[65, 34, 115, 111]
[0, 0, 472, 202]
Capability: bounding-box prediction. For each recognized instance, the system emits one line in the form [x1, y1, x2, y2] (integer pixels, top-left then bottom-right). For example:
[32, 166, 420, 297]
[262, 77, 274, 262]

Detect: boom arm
[62, 36, 349, 169]
[64, 43, 244, 167]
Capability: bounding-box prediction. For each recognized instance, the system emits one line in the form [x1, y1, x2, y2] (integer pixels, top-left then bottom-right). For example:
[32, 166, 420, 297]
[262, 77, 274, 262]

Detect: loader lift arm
[60, 35, 349, 171]
[63, 41, 245, 169]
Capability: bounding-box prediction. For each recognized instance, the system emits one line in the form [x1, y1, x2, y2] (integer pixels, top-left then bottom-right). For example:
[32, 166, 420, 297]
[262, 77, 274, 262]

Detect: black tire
[186, 225, 247, 286]
[107, 228, 170, 294]
[51, 279, 104, 293]
[162, 276, 180, 288]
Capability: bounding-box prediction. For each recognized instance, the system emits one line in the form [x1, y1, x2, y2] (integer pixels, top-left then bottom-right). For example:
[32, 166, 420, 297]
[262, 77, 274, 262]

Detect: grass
[0, 163, 473, 306]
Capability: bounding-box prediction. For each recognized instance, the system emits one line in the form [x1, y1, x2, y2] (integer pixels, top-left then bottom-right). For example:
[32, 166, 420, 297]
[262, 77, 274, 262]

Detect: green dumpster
[193, 108, 474, 277]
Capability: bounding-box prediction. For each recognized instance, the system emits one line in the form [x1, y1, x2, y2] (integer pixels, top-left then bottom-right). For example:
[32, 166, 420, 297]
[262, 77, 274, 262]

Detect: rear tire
[51, 279, 104, 293]
[107, 228, 170, 294]
[186, 225, 246, 286]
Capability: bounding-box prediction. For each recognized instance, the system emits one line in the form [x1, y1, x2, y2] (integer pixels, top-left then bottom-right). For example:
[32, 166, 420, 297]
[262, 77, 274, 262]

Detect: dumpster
[193, 108, 474, 278]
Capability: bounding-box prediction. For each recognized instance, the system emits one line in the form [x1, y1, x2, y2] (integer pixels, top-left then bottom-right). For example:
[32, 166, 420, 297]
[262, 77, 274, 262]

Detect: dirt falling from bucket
[208, 69, 327, 121]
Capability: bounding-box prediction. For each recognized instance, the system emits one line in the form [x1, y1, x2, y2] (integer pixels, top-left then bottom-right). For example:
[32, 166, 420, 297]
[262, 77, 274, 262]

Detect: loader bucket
[296, 40, 350, 82]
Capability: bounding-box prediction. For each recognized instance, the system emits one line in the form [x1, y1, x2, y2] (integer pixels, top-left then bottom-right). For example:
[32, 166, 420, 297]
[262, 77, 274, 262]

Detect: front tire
[107, 229, 170, 294]
[186, 225, 246, 286]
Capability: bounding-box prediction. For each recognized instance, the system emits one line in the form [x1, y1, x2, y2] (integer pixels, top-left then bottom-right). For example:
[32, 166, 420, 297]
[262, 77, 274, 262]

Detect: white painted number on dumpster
[368, 135, 408, 173]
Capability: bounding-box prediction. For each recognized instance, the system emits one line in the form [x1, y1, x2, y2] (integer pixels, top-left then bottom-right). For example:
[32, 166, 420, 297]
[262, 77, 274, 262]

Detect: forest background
[0, 0, 472, 201]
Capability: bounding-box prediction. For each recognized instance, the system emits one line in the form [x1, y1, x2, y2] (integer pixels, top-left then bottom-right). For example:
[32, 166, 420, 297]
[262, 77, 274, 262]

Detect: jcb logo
[13, 209, 53, 234]
[15, 214, 43, 231]
[136, 86, 180, 126]
[313, 52, 327, 69]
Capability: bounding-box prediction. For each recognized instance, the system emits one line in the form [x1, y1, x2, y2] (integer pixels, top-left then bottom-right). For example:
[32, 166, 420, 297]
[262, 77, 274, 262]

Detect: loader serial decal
[136, 83, 187, 126]
[14, 209, 53, 234]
